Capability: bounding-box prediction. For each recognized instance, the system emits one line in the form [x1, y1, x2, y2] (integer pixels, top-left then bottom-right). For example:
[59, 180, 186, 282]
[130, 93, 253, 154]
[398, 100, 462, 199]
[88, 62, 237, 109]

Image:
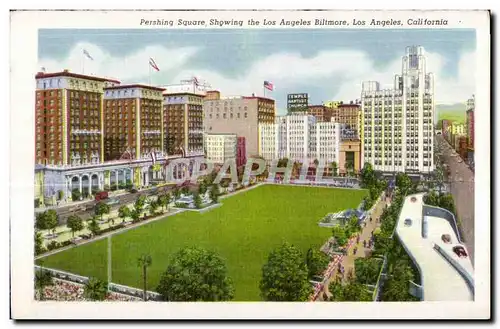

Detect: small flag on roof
[83, 49, 94, 61]
[264, 81, 274, 91]
[149, 58, 160, 72]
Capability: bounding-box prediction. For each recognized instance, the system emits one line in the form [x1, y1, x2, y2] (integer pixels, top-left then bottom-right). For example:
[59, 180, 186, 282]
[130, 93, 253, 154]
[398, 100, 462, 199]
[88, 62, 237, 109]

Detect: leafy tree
[354, 258, 381, 285]
[331, 225, 348, 247]
[305, 248, 329, 279]
[373, 232, 392, 256]
[369, 186, 380, 202]
[331, 161, 338, 177]
[313, 159, 319, 167]
[172, 187, 181, 200]
[66, 215, 84, 238]
[118, 205, 131, 223]
[181, 186, 190, 195]
[148, 199, 159, 216]
[360, 162, 376, 188]
[44, 210, 59, 235]
[131, 209, 141, 223]
[134, 195, 147, 214]
[193, 192, 202, 209]
[94, 202, 110, 221]
[35, 212, 47, 231]
[259, 242, 311, 301]
[83, 277, 108, 301]
[395, 172, 412, 195]
[341, 282, 373, 301]
[198, 182, 207, 195]
[157, 193, 171, 212]
[34, 231, 45, 255]
[35, 265, 53, 301]
[156, 247, 234, 301]
[71, 188, 81, 201]
[209, 184, 220, 203]
[138, 254, 152, 301]
[345, 161, 354, 177]
[438, 193, 456, 216]
[87, 218, 100, 236]
[423, 190, 440, 206]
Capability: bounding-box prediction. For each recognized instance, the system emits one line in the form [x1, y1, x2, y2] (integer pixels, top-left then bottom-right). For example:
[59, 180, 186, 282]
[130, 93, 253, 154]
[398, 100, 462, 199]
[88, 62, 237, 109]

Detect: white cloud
[40, 43, 475, 106]
[38, 42, 199, 83]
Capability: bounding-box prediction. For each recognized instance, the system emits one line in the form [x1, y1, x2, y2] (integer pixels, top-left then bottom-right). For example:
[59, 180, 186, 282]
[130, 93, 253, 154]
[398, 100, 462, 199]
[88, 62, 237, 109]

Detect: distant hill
[436, 103, 466, 124]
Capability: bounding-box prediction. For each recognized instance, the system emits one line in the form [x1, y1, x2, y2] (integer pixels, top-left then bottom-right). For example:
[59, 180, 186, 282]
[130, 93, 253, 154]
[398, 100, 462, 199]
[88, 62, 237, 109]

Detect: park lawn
[37, 184, 367, 301]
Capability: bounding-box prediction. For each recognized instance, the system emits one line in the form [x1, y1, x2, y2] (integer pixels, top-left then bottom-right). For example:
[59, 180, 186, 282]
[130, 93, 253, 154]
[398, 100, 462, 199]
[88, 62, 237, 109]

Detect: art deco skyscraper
[361, 46, 435, 175]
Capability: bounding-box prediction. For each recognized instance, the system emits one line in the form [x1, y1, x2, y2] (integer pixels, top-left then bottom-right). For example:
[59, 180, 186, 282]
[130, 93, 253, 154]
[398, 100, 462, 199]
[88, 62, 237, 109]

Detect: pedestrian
[353, 247, 357, 255]
[356, 235, 360, 244]
[363, 240, 366, 248]
[370, 217, 373, 222]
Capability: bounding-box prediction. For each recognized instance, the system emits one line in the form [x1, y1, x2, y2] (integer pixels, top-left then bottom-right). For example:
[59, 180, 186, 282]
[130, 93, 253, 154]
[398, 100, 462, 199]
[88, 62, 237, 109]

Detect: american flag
[264, 80, 274, 91]
[149, 58, 160, 72]
[82, 49, 94, 61]
[193, 76, 199, 86]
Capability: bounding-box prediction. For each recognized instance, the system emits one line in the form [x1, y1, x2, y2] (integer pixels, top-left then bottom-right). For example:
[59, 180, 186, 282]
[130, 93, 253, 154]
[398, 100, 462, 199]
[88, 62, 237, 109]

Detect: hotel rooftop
[395, 193, 474, 301]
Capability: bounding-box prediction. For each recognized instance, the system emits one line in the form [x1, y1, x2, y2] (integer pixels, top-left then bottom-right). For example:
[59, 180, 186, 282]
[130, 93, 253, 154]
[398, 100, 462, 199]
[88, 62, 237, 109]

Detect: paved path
[320, 196, 387, 300]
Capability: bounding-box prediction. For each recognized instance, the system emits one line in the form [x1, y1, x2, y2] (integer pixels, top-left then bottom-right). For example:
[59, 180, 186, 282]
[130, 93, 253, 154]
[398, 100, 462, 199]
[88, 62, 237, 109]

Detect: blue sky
[39, 29, 476, 111]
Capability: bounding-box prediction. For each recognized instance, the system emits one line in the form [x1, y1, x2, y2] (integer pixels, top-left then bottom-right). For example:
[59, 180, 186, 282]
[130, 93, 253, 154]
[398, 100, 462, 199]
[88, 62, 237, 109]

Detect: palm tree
[331, 161, 338, 177]
[138, 254, 152, 301]
[83, 277, 108, 301]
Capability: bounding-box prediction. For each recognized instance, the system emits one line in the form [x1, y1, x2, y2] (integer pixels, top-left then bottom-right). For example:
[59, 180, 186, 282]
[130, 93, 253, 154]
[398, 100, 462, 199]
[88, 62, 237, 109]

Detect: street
[39, 184, 199, 225]
[435, 134, 475, 264]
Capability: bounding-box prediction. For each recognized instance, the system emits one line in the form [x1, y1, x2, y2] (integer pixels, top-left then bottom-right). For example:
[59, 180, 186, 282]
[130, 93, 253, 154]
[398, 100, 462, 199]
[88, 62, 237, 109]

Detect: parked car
[95, 191, 109, 201]
[105, 198, 120, 206]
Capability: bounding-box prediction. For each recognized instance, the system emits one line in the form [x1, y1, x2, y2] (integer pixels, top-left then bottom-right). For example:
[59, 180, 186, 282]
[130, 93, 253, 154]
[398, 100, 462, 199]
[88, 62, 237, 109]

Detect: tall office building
[103, 84, 165, 161]
[35, 70, 121, 166]
[361, 46, 435, 174]
[164, 92, 205, 157]
[204, 94, 275, 157]
[259, 114, 340, 165]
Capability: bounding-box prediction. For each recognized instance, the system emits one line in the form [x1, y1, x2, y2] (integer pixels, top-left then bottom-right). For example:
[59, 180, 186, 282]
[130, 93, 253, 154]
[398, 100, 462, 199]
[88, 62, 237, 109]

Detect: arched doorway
[81, 175, 90, 198]
[91, 174, 100, 194]
[70, 176, 81, 201]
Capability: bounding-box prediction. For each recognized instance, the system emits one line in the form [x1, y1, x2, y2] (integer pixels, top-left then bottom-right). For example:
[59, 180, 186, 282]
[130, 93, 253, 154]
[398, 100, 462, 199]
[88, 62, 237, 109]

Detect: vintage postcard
[10, 9, 490, 319]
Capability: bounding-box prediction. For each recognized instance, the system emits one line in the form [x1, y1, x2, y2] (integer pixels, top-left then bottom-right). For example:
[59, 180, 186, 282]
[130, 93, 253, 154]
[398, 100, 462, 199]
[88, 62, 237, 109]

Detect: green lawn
[37, 185, 367, 301]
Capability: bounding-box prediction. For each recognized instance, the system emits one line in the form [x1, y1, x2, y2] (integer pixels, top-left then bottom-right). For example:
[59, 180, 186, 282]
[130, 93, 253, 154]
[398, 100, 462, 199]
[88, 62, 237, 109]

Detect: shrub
[47, 241, 60, 251]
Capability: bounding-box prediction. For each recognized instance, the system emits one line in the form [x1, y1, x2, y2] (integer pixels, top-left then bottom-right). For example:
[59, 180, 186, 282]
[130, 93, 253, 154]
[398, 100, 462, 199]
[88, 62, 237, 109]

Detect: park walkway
[320, 195, 388, 300]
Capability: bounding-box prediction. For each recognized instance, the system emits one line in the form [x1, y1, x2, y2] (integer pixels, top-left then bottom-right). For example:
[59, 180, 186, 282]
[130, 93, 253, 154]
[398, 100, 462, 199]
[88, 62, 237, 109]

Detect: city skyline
[38, 29, 476, 112]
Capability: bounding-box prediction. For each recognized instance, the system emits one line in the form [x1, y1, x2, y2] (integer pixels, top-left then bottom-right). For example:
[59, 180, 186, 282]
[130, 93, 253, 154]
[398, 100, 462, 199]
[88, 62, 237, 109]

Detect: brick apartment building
[103, 84, 165, 161]
[35, 70, 120, 166]
[164, 92, 205, 156]
[307, 105, 333, 122]
[334, 102, 361, 137]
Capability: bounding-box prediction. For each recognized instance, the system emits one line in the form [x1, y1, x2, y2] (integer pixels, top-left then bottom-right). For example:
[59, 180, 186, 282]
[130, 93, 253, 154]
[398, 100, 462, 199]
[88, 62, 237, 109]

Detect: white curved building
[395, 193, 474, 301]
